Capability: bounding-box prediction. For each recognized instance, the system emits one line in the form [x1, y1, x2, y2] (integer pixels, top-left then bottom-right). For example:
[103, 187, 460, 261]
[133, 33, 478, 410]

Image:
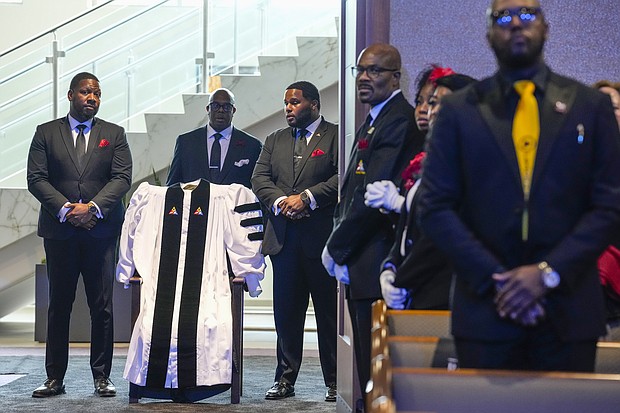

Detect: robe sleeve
[116, 182, 150, 287]
[224, 184, 266, 297]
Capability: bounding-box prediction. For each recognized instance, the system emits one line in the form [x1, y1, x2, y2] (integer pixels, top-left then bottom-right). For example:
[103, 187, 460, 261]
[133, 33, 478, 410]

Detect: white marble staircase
[0, 34, 339, 334]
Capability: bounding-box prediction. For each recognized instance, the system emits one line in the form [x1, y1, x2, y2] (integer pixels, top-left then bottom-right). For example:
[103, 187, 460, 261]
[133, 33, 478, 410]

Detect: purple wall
[391, 0, 620, 99]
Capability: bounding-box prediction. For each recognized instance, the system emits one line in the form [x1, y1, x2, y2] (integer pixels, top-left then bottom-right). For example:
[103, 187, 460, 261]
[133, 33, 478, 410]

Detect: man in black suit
[251, 81, 338, 402]
[167, 88, 262, 187]
[418, 0, 620, 372]
[322, 43, 425, 397]
[27, 72, 132, 397]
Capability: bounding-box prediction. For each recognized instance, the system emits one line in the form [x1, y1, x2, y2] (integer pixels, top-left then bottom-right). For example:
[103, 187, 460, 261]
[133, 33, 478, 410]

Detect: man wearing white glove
[324, 44, 426, 401]
[364, 180, 405, 213]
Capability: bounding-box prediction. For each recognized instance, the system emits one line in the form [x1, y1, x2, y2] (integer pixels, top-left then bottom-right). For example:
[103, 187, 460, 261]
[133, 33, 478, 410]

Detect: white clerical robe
[116, 179, 265, 389]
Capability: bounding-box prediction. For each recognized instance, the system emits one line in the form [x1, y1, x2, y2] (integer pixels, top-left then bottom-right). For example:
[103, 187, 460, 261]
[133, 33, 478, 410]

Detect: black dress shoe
[325, 384, 337, 402]
[94, 377, 116, 397]
[265, 381, 295, 400]
[32, 378, 65, 398]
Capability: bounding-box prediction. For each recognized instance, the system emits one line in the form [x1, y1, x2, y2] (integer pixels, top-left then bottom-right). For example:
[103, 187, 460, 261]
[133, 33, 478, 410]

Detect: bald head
[208, 88, 235, 105]
[355, 43, 403, 106]
[359, 43, 402, 71]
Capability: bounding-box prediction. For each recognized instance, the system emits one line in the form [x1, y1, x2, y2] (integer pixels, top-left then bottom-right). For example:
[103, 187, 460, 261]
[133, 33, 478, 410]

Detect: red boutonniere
[402, 151, 427, 190]
[357, 138, 369, 150]
[235, 140, 245, 147]
[98, 139, 110, 148]
[311, 149, 325, 157]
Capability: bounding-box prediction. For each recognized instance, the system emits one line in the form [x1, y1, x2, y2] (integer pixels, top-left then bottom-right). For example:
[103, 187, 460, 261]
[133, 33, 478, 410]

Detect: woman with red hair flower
[365, 70, 477, 311]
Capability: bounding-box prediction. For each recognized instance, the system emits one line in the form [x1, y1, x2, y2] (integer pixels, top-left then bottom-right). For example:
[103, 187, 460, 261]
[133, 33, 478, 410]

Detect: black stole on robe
[146, 181, 210, 388]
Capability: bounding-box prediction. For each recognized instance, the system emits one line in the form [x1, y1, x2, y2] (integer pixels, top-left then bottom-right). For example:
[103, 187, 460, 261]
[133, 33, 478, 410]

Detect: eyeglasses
[491, 7, 542, 27]
[351, 65, 399, 79]
[208, 102, 234, 113]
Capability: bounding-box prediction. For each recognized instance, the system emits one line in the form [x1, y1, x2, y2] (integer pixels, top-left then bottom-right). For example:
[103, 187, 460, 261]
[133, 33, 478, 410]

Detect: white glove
[321, 246, 336, 277]
[380, 269, 409, 309]
[364, 180, 405, 213]
[334, 263, 350, 285]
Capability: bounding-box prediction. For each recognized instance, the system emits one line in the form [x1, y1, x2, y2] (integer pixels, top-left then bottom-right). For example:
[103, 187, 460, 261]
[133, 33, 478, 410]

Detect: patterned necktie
[294, 128, 307, 172]
[512, 80, 540, 241]
[76, 124, 87, 168]
[210, 132, 222, 183]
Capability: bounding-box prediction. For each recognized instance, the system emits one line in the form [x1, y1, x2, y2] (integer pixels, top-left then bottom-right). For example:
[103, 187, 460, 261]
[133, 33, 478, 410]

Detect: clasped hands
[493, 264, 547, 327]
[278, 194, 309, 220]
[66, 202, 98, 230]
[364, 180, 405, 213]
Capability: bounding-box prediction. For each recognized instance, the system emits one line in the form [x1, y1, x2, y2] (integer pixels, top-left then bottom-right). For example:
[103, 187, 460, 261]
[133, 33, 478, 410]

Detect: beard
[491, 36, 545, 69]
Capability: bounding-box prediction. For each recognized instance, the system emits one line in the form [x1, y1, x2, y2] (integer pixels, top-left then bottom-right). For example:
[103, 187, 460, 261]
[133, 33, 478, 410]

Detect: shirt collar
[498, 64, 549, 97]
[67, 114, 93, 131]
[207, 124, 233, 139]
[298, 115, 323, 137]
[369, 89, 401, 124]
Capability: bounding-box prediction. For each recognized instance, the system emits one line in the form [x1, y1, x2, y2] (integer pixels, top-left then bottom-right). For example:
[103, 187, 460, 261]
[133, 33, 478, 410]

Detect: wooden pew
[368, 300, 620, 413]
[392, 367, 620, 413]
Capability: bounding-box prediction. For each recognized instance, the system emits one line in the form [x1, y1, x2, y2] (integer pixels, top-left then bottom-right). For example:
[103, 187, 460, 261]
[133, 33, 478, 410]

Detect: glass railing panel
[0, 0, 339, 188]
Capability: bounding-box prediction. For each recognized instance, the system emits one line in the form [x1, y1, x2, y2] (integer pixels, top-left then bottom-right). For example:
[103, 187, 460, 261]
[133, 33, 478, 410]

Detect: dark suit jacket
[27, 116, 132, 239]
[418, 68, 620, 342]
[326, 92, 426, 300]
[383, 188, 452, 310]
[167, 126, 262, 188]
[251, 117, 338, 258]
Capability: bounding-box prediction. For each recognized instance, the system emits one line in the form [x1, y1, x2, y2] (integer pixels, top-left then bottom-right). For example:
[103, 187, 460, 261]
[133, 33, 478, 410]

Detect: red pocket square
[311, 149, 325, 157]
[98, 139, 110, 148]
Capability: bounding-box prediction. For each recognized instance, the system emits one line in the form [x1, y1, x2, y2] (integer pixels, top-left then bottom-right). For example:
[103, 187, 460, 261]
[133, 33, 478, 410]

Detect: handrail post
[202, 0, 209, 93]
[197, 0, 214, 93]
[45, 34, 65, 119]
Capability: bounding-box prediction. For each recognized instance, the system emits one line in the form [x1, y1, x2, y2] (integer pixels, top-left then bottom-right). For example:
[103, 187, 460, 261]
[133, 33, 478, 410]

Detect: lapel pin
[554, 101, 567, 114]
[577, 124, 585, 144]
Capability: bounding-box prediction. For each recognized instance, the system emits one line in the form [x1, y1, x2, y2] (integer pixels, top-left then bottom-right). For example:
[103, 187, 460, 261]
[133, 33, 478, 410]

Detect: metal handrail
[0, 0, 115, 58]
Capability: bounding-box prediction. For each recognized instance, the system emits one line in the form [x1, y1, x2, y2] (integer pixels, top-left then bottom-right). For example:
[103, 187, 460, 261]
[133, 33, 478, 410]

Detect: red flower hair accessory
[428, 66, 456, 86]
[402, 151, 427, 191]
[98, 139, 110, 148]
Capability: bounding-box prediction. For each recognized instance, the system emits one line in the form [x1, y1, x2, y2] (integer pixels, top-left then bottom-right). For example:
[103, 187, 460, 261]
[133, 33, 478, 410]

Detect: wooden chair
[128, 274, 245, 404]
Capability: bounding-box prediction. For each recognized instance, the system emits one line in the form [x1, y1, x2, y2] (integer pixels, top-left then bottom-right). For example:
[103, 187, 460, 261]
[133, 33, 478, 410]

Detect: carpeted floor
[0, 355, 337, 412]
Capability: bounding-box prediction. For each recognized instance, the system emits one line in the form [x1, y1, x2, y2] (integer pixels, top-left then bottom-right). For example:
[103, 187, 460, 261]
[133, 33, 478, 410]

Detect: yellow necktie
[512, 80, 539, 241]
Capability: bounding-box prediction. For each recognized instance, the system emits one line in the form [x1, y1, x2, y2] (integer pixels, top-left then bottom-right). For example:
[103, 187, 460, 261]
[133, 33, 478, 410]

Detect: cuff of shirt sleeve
[58, 202, 72, 222]
[245, 273, 263, 297]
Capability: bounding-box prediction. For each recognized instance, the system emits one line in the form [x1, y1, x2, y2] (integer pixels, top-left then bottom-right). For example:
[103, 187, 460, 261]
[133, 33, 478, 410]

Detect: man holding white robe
[116, 179, 265, 401]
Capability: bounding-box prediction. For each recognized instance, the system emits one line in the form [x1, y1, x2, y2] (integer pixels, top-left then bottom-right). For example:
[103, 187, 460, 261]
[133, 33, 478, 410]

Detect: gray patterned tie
[294, 128, 307, 173]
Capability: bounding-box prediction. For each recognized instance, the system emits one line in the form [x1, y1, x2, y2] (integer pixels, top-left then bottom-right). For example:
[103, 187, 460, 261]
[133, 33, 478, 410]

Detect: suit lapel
[203, 127, 213, 182]
[531, 75, 576, 191]
[220, 129, 242, 182]
[60, 117, 81, 173]
[80, 118, 100, 172]
[477, 77, 522, 190]
[293, 120, 326, 182]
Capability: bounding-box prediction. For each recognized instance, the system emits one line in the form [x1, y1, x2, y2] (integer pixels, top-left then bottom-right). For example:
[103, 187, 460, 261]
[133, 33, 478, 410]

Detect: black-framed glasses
[491, 7, 542, 27]
[351, 65, 399, 79]
[208, 102, 234, 112]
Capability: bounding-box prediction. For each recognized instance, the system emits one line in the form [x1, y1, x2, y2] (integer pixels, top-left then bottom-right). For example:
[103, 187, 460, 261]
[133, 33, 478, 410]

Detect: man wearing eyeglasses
[167, 88, 262, 188]
[322, 43, 425, 398]
[419, 0, 620, 372]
